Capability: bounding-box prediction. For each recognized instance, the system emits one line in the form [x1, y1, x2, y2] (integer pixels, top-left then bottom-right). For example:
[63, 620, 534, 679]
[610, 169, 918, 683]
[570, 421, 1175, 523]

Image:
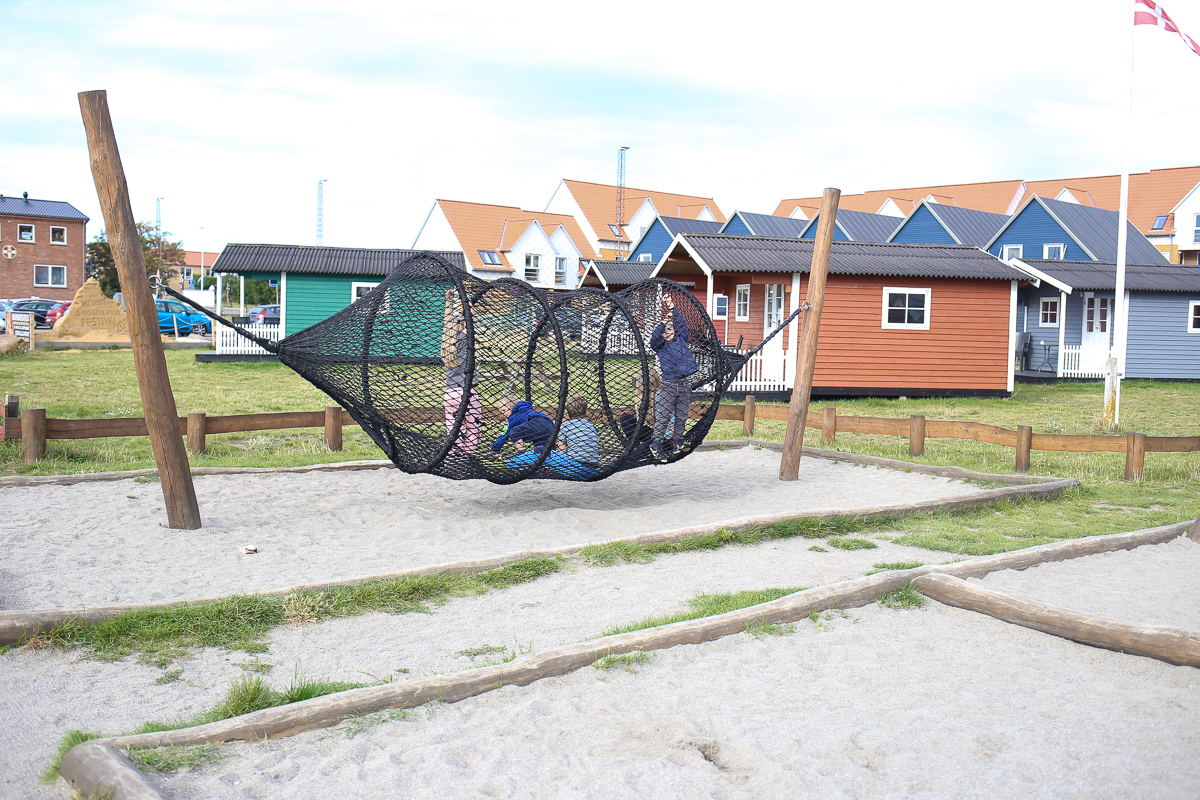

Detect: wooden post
[780, 188, 839, 481]
[4, 394, 18, 419]
[909, 414, 926, 457]
[325, 406, 343, 451]
[1125, 432, 1146, 481]
[79, 90, 201, 530]
[741, 395, 756, 437]
[187, 412, 206, 455]
[1015, 425, 1032, 472]
[821, 407, 836, 445]
[21, 408, 45, 462]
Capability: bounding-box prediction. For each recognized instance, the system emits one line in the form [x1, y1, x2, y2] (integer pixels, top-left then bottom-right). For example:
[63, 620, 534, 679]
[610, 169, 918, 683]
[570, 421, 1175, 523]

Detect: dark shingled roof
[1019, 259, 1200, 292]
[659, 217, 725, 237]
[993, 197, 1167, 264]
[214, 245, 465, 275]
[922, 204, 1009, 247]
[584, 260, 694, 287]
[725, 211, 811, 238]
[801, 207, 903, 242]
[0, 195, 89, 222]
[670, 235, 1024, 280]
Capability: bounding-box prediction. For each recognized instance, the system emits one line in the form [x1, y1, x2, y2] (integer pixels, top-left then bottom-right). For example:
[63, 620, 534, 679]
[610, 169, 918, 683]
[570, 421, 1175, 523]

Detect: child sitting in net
[537, 395, 599, 479]
[491, 397, 555, 456]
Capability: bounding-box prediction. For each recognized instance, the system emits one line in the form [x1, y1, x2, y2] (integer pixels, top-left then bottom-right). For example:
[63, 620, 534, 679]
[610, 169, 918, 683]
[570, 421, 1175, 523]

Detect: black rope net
[166, 252, 794, 484]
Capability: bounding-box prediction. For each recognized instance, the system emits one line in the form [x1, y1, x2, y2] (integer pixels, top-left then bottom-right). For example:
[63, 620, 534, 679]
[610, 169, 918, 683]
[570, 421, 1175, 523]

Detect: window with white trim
[764, 284, 785, 329]
[1189, 301, 1200, 333]
[524, 253, 540, 282]
[478, 250, 501, 266]
[351, 281, 379, 301]
[735, 284, 750, 321]
[18, 224, 34, 242]
[637, 253, 653, 262]
[713, 294, 728, 320]
[1085, 296, 1110, 334]
[50, 226, 67, 245]
[554, 257, 566, 285]
[1043, 243, 1064, 260]
[1152, 215, 1168, 231]
[34, 264, 67, 287]
[608, 224, 623, 238]
[1001, 244, 1022, 261]
[1039, 298, 1059, 327]
[882, 287, 931, 330]
[1194, 214, 1200, 244]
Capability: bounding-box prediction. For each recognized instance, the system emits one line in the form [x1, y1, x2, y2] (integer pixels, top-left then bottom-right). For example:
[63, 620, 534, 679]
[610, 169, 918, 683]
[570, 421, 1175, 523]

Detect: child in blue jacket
[649, 295, 697, 461]
[492, 399, 555, 455]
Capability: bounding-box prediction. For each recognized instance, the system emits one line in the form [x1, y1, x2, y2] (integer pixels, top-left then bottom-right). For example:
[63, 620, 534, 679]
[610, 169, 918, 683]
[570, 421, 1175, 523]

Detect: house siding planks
[889, 205, 957, 245]
[989, 202, 1090, 261]
[800, 218, 851, 242]
[285, 273, 375, 336]
[721, 216, 753, 237]
[629, 219, 675, 263]
[1126, 291, 1200, 378]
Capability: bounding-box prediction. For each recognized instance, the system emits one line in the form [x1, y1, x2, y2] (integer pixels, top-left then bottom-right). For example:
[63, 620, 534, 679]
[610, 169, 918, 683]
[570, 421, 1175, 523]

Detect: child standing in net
[649, 295, 697, 462]
[443, 289, 481, 458]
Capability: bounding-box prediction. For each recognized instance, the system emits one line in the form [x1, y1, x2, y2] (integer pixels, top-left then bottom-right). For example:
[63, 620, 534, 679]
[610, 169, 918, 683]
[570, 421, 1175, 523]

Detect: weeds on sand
[601, 587, 805, 637]
[866, 561, 925, 575]
[41, 730, 104, 784]
[155, 668, 183, 685]
[878, 582, 926, 610]
[827, 537, 878, 551]
[15, 557, 563, 664]
[123, 745, 224, 774]
[592, 651, 653, 672]
[808, 545, 827, 552]
[233, 660, 274, 674]
[745, 619, 795, 638]
[341, 708, 414, 739]
[458, 645, 507, 660]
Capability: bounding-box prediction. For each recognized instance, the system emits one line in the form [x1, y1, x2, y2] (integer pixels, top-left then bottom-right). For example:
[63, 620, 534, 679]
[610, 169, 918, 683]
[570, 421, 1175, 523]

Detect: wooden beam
[1125, 432, 1146, 481]
[741, 395, 756, 437]
[79, 90, 201, 530]
[324, 406, 343, 451]
[780, 187, 839, 481]
[22, 408, 45, 463]
[909, 414, 925, 457]
[1015, 425, 1032, 472]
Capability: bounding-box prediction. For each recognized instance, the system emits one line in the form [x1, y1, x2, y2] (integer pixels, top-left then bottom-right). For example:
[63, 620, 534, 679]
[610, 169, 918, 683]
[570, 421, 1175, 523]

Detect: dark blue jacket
[491, 400, 555, 452]
[650, 309, 698, 380]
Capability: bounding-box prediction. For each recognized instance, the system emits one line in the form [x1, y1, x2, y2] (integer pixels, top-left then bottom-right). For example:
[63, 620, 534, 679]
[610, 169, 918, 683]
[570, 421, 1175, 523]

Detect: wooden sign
[5, 311, 34, 349]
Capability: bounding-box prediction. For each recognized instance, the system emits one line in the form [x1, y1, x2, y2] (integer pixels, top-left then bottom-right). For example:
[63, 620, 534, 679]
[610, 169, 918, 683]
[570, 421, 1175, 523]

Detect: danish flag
[1135, 0, 1200, 57]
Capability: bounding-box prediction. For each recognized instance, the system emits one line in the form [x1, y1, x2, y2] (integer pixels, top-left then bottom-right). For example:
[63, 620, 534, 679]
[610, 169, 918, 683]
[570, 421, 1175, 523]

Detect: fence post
[742, 395, 756, 437]
[325, 406, 343, 451]
[1125, 432, 1146, 481]
[22, 408, 46, 462]
[4, 394, 18, 419]
[1015, 425, 1032, 472]
[821, 407, 836, 445]
[909, 414, 925, 457]
[187, 412, 207, 455]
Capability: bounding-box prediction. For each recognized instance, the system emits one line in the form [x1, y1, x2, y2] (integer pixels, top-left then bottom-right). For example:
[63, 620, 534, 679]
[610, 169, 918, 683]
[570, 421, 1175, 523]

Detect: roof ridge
[437, 198, 524, 211]
[561, 178, 715, 201]
[691, 232, 977, 249]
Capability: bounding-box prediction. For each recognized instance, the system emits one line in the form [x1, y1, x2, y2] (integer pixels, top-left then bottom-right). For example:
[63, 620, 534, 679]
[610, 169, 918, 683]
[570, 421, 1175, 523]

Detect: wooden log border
[914, 573, 1200, 668]
[56, 518, 1193, 800]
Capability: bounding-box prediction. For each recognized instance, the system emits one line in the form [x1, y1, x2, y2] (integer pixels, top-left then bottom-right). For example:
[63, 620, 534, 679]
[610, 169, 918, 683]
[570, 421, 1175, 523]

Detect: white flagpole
[1105, 0, 1136, 429]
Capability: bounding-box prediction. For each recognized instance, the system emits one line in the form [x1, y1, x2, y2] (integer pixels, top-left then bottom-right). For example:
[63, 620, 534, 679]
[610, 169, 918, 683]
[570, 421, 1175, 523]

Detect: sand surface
[0, 448, 981, 610]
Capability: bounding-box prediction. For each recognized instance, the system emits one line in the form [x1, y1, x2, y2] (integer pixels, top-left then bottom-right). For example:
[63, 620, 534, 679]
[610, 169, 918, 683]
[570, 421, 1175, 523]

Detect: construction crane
[316, 179, 327, 246]
[615, 146, 630, 261]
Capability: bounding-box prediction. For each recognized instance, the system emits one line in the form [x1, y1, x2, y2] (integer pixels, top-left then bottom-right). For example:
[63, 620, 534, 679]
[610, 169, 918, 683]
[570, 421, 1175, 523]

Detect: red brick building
[0, 193, 89, 301]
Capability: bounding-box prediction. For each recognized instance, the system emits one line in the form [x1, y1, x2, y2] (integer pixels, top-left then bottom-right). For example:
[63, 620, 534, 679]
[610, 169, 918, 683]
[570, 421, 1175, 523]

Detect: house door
[760, 284, 787, 385]
[1080, 294, 1110, 373]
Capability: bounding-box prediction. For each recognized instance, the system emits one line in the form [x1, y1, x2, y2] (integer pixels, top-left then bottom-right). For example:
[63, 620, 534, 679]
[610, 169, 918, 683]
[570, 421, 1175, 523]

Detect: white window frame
[1039, 297, 1060, 328]
[34, 264, 68, 287]
[554, 257, 566, 285]
[1001, 244, 1023, 262]
[1043, 243, 1065, 260]
[713, 294, 729, 321]
[350, 281, 380, 302]
[637, 253, 653, 262]
[608, 224, 622, 238]
[1083, 292, 1111, 335]
[764, 284, 786, 332]
[524, 253, 540, 282]
[881, 287, 932, 331]
[735, 284, 750, 322]
[1188, 301, 1200, 334]
[477, 250, 501, 266]
[18, 223, 35, 243]
[50, 225, 67, 245]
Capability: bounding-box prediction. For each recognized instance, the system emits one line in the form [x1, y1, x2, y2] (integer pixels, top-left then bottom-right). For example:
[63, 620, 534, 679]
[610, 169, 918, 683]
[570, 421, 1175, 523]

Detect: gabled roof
[776, 181, 1026, 222]
[0, 195, 89, 222]
[582, 260, 657, 289]
[436, 199, 597, 272]
[213, 245, 466, 275]
[723, 211, 810, 238]
[801, 208, 902, 242]
[1018, 259, 1200, 292]
[659, 235, 1022, 281]
[987, 196, 1167, 264]
[556, 179, 726, 242]
[627, 216, 724, 255]
[888, 200, 1009, 247]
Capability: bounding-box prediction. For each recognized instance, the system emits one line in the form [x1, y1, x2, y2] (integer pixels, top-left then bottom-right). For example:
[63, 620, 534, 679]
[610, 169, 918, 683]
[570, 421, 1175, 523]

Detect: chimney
[23, 192, 29, 202]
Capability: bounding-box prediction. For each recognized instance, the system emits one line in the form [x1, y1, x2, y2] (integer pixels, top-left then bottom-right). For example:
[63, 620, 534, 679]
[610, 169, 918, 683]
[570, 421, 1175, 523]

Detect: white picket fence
[727, 342, 790, 392]
[214, 323, 282, 356]
[1059, 344, 1108, 379]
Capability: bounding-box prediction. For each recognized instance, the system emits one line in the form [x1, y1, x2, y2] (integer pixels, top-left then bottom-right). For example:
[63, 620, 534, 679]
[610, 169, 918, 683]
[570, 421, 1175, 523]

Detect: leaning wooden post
[1124, 432, 1146, 481]
[22, 408, 46, 463]
[821, 407, 836, 445]
[780, 187, 839, 481]
[909, 414, 926, 457]
[324, 406, 343, 451]
[1015, 425, 1033, 473]
[187, 412, 207, 455]
[79, 90, 201, 530]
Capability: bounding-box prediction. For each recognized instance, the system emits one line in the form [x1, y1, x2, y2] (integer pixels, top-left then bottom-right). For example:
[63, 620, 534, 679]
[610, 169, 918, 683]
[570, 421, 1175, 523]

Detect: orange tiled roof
[183, 250, 219, 268]
[561, 179, 726, 242]
[774, 165, 1200, 235]
[437, 200, 598, 272]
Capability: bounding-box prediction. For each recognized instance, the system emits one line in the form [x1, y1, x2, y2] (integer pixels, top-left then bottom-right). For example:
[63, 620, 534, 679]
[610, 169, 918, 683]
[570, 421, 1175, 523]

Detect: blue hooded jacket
[491, 400, 555, 452]
[650, 308, 698, 380]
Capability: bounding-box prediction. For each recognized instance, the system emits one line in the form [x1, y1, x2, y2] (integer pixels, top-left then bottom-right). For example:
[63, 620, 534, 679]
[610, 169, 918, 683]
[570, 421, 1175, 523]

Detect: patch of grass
[233, 660, 273, 674]
[155, 668, 183, 685]
[878, 581, 926, 610]
[457, 645, 507, 661]
[341, 708, 413, 739]
[602, 587, 804, 637]
[578, 541, 653, 566]
[41, 730, 105, 784]
[745, 620, 795, 638]
[866, 561, 925, 575]
[827, 537, 878, 551]
[592, 651, 653, 672]
[808, 545, 827, 552]
[123, 745, 224, 773]
[212, 675, 281, 719]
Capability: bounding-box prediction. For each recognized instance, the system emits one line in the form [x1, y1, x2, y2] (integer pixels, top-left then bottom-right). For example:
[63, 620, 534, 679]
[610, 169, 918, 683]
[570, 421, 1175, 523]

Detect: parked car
[13, 298, 61, 328]
[154, 300, 211, 336]
[44, 301, 71, 326]
[247, 304, 281, 325]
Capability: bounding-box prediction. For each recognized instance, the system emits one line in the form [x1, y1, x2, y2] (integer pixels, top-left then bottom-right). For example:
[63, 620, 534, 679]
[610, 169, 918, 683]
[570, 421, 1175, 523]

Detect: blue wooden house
[627, 216, 723, 263]
[799, 207, 902, 242]
[985, 196, 1167, 264]
[1010, 258, 1200, 379]
[887, 200, 1010, 248]
[720, 211, 811, 238]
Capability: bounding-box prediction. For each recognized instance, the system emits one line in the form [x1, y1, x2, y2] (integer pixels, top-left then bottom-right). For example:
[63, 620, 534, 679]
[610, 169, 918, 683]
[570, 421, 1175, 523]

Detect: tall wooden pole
[779, 187, 840, 481]
[79, 90, 202, 530]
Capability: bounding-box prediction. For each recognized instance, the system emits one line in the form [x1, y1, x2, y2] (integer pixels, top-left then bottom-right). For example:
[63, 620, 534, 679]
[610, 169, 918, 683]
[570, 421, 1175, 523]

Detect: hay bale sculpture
[166, 253, 795, 484]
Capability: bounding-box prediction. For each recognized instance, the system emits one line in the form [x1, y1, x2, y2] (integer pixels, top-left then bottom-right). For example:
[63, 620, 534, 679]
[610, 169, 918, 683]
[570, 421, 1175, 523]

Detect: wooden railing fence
[3, 394, 1198, 480]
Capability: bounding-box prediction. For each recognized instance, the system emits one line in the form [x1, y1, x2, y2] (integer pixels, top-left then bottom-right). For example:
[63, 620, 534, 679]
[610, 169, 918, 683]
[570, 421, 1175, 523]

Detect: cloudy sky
[4, 0, 1200, 253]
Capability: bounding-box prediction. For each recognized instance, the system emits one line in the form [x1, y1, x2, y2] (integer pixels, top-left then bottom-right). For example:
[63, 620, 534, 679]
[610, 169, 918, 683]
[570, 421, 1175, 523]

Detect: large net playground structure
[166, 252, 795, 484]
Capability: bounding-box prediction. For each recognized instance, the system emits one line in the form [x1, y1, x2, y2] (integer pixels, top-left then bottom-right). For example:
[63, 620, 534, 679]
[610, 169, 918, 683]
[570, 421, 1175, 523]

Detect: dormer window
[478, 250, 501, 266]
[1152, 215, 1168, 231]
[608, 224, 623, 238]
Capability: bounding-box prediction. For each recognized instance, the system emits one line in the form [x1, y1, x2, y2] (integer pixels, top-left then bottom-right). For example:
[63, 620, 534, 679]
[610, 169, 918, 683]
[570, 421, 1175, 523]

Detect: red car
[45, 301, 72, 326]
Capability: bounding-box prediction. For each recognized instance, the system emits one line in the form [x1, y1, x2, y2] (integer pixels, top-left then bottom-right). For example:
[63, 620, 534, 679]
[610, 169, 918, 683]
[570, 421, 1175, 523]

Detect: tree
[87, 222, 186, 297]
